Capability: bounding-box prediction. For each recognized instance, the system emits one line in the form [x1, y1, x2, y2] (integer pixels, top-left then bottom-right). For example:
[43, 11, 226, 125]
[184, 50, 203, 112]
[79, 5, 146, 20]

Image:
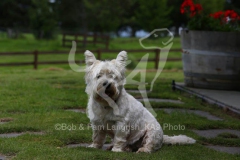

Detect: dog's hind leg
[137, 130, 163, 153]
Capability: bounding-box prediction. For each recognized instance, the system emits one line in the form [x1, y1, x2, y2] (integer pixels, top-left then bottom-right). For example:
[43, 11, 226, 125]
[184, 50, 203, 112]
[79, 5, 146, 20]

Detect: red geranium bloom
[181, 0, 239, 31]
[180, 0, 202, 17]
[180, 8, 185, 14]
[210, 10, 240, 23]
[231, 12, 238, 19]
[195, 4, 202, 12]
[210, 11, 224, 19]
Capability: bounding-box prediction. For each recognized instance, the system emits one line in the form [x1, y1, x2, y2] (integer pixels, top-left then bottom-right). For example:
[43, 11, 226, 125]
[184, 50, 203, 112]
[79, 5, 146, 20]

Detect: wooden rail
[0, 49, 182, 70]
[62, 33, 109, 49]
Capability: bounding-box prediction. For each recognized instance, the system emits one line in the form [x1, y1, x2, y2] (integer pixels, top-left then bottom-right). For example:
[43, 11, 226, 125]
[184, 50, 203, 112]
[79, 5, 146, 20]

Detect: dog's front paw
[136, 147, 151, 153]
[112, 147, 123, 152]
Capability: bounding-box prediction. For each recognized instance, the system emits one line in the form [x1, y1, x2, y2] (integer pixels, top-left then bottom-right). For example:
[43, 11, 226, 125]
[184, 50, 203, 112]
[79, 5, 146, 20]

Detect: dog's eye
[97, 75, 101, 79]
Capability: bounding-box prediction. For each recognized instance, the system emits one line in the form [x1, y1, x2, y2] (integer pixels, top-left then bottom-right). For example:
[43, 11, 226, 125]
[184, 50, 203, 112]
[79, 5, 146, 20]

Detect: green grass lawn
[0, 35, 239, 159]
[0, 69, 239, 159]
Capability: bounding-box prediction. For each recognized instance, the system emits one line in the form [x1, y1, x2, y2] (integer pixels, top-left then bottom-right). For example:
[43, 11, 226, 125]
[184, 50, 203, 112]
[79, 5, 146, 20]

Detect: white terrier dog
[84, 50, 195, 153]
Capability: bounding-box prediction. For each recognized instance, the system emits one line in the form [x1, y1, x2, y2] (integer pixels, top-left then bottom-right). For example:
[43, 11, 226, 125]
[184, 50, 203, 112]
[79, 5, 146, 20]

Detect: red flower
[190, 5, 195, 12]
[180, 9, 185, 14]
[210, 11, 224, 19]
[225, 10, 231, 17]
[210, 10, 240, 23]
[180, 0, 202, 17]
[231, 12, 238, 19]
[195, 4, 202, 12]
[180, 0, 239, 31]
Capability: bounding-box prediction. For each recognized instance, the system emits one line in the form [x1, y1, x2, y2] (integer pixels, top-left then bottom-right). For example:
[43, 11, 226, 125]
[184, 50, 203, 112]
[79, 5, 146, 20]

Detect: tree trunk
[7, 28, 13, 38]
[131, 28, 136, 37]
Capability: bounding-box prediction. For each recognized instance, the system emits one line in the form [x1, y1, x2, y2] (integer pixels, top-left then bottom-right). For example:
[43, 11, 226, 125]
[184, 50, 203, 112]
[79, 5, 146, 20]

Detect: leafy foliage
[181, 0, 240, 32]
[0, 0, 31, 38]
[29, 0, 58, 39]
[135, 0, 172, 32]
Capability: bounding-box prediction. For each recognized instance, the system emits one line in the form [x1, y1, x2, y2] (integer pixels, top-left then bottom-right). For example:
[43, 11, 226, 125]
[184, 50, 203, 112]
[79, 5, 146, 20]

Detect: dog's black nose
[103, 81, 108, 86]
[106, 83, 111, 89]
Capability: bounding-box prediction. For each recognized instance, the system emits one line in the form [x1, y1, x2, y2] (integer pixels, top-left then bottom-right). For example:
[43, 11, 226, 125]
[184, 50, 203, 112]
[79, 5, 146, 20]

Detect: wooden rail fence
[62, 33, 110, 49]
[0, 49, 182, 70]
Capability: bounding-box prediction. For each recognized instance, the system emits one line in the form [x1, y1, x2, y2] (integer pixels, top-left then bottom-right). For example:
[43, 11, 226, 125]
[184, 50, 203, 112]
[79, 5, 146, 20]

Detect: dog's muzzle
[103, 81, 111, 94]
[103, 81, 114, 97]
[96, 80, 117, 99]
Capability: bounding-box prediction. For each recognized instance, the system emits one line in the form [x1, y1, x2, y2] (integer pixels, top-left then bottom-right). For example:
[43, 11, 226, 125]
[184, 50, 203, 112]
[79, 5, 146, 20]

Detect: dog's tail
[163, 135, 196, 145]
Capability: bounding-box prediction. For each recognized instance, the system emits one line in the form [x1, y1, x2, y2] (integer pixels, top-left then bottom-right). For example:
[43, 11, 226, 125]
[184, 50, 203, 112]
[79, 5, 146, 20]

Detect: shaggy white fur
[84, 50, 195, 153]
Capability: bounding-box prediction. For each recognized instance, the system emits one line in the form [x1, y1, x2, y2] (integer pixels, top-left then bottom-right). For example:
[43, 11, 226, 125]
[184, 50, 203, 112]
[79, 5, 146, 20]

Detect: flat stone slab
[158, 108, 223, 121]
[0, 118, 13, 125]
[0, 132, 44, 138]
[176, 82, 240, 114]
[206, 145, 240, 154]
[137, 98, 184, 104]
[0, 155, 6, 160]
[65, 109, 86, 113]
[67, 143, 112, 150]
[192, 129, 240, 138]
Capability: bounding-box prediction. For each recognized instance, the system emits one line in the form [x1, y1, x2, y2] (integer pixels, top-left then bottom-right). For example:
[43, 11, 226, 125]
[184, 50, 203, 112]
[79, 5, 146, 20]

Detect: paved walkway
[175, 82, 240, 114]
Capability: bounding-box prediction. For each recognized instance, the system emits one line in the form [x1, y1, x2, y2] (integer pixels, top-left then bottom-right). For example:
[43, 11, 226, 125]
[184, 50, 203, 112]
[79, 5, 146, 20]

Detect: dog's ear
[116, 51, 127, 68]
[84, 50, 96, 67]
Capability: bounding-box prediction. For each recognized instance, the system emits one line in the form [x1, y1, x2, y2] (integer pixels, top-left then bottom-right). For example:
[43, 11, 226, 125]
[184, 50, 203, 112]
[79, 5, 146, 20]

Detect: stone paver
[67, 143, 112, 150]
[158, 108, 223, 121]
[0, 132, 44, 138]
[192, 129, 240, 138]
[206, 145, 240, 155]
[0, 118, 13, 125]
[65, 109, 86, 113]
[137, 98, 184, 104]
[66, 131, 240, 155]
[0, 155, 6, 160]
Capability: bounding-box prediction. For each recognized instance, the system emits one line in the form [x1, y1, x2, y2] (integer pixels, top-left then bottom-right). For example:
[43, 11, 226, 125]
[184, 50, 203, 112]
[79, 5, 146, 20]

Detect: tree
[135, 0, 172, 32]
[29, 0, 58, 39]
[58, 0, 139, 35]
[225, 0, 240, 14]
[58, 0, 126, 33]
[57, 0, 85, 32]
[112, 0, 139, 37]
[0, 0, 31, 38]
[83, 0, 124, 33]
[167, 0, 188, 35]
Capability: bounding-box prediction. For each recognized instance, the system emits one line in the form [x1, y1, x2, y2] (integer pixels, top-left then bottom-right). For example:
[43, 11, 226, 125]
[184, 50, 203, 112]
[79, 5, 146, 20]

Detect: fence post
[105, 35, 109, 50]
[33, 50, 38, 70]
[93, 32, 97, 46]
[97, 49, 101, 60]
[83, 33, 87, 48]
[154, 49, 160, 69]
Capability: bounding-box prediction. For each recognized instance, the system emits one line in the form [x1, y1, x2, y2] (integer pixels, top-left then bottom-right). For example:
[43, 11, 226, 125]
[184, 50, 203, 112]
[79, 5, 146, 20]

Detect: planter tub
[181, 30, 240, 90]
